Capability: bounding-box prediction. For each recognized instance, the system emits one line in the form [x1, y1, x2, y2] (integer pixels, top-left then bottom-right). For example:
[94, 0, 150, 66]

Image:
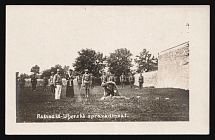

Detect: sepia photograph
[6, 5, 209, 134]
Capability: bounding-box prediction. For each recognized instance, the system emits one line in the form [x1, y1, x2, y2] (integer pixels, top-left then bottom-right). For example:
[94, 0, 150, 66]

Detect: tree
[106, 48, 133, 77]
[30, 65, 40, 74]
[134, 49, 158, 73]
[73, 48, 106, 77]
[62, 65, 70, 77]
[41, 69, 51, 79]
[19, 73, 30, 78]
[41, 64, 69, 78]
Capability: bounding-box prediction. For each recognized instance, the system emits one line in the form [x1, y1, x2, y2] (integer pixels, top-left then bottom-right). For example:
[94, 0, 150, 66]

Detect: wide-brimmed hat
[84, 69, 88, 72]
[51, 71, 54, 73]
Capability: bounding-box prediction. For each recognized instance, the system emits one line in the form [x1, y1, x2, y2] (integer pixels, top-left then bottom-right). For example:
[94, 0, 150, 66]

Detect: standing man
[90, 73, 95, 89]
[114, 74, 117, 83]
[19, 74, 25, 92]
[53, 69, 63, 100]
[76, 73, 82, 90]
[50, 71, 55, 94]
[138, 73, 144, 89]
[120, 73, 126, 88]
[82, 69, 91, 97]
[108, 73, 115, 82]
[43, 75, 49, 91]
[101, 72, 107, 97]
[129, 73, 135, 88]
[101, 72, 107, 84]
[31, 73, 37, 91]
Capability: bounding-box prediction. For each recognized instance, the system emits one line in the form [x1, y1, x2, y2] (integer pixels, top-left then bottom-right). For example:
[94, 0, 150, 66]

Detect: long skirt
[66, 82, 74, 98]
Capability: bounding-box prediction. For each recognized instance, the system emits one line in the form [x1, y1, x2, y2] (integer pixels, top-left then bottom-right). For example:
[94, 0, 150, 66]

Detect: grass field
[16, 85, 189, 122]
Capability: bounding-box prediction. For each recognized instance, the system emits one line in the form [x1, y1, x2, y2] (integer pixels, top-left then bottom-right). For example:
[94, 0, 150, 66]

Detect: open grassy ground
[16, 85, 189, 122]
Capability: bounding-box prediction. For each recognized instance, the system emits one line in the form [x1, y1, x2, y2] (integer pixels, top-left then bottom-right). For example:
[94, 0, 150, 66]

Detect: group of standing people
[17, 73, 38, 92]
[101, 72, 144, 89]
[50, 68, 76, 99]
[51, 68, 95, 99]
[18, 69, 145, 100]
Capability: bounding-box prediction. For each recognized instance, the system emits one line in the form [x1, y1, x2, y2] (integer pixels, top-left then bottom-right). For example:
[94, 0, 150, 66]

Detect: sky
[6, 5, 197, 75]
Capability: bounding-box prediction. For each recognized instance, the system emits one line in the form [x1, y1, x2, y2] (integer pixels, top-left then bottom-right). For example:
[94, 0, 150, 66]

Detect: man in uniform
[114, 75, 117, 83]
[76, 73, 82, 90]
[101, 72, 107, 84]
[120, 73, 126, 88]
[100, 72, 107, 96]
[90, 73, 95, 89]
[138, 73, 144, 89]
[31, 73, 37, 91]
[43, 75, 49, 91]
[129, 73, 135, 88]
[53, 69, 63, 99]
[50, 71, 55, 94]
[108, 73, 115, 82]
[82, 69, 91, 97]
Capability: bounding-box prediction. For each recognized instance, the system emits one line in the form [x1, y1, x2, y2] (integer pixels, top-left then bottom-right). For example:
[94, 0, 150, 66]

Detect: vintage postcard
[6, 5, 209, 134]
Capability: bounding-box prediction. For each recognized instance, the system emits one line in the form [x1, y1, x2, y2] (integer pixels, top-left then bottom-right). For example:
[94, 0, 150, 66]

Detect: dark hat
[69, 69, 73, 71]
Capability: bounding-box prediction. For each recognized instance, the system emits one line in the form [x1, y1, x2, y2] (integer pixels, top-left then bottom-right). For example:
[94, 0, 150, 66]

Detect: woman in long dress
[66, 69, 75, 98]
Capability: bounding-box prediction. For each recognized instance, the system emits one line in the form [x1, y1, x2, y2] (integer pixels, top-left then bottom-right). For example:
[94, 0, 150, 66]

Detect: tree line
[21, 48, 158, 79]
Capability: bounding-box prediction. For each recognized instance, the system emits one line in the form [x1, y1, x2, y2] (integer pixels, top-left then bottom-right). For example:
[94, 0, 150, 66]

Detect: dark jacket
[31, 77, 37, 85]
[139, 76, 144, 83]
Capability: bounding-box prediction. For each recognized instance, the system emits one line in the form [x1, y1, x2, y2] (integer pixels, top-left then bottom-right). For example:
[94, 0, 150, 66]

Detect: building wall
[134, 71, 158, 87]
[134, 42, 189, 90]
[157, 42, 189, 89]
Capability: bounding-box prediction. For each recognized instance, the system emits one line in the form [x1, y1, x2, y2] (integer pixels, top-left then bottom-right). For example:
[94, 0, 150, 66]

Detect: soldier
[90, 73, 95, 89]
[101, 72, 107, 97]
[129, 73, 135, 88]
[31, 73, 37, 91]
[53, 69, 63, 99]
[43, 75, 49, 91]
[101, 72, 107, 84]
[82, 69, 91, 97]
[108, 73, 115, 82]
[76, 73, 82, 90]
[139, 73, 144, 89]
[120, 73, 126, 88]
[50, 71, 55, 94]
[114, 75, 117, 83]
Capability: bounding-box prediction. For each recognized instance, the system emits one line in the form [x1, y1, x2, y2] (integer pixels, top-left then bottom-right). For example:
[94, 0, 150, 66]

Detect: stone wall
[134, 42, 189, 90]
[157, 42, 189, 89]
[134, 71, 158, 87]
